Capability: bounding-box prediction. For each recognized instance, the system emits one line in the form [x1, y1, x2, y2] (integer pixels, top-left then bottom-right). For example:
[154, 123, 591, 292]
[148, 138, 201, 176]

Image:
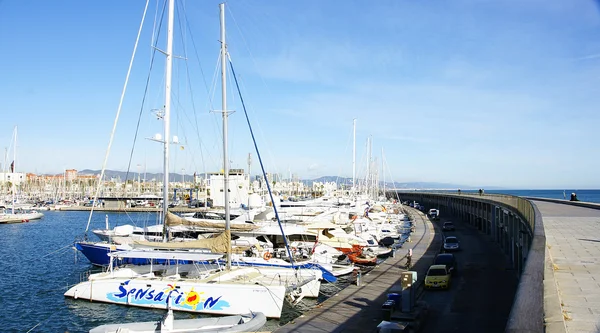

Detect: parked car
[428, 208, 440, 220]
[188, 199, 212, 208]
[433, 253, 457, 275]
[443, 236, 460, 251]
[442, 222, 455, 231]
[424, 264, 451, 290]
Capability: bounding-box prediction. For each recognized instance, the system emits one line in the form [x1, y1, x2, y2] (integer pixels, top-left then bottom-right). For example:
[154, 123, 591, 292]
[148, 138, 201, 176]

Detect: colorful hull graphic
[65, 278, 287, 318]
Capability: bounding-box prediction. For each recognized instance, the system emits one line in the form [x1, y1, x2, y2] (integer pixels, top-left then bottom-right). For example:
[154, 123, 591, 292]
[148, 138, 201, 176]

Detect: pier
[532, 199, 600, 333]
[394, 192, 600, 333]
[273, 192, 600, 332]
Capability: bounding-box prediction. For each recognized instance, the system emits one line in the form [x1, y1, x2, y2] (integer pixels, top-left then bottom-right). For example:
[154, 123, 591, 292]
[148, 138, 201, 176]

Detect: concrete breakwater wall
[393, 192, 544, 333]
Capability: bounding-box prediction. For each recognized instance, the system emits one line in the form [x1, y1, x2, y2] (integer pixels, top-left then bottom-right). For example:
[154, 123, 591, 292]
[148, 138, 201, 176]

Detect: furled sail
[165, 211, 259, 231]
[134, 229, 232, 253]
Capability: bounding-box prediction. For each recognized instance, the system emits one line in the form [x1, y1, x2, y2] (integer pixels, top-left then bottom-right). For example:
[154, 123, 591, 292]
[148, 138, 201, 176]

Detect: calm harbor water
[0, 211, 348, 332]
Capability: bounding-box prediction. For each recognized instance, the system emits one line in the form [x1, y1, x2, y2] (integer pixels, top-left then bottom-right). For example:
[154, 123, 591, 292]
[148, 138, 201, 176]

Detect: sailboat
[0, 126, 44, 224]
[89, 294, 266, 333]
[66, 1, 321, 318]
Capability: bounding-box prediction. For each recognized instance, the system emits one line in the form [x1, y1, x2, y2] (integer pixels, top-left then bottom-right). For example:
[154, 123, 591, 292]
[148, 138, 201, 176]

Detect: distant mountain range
[308, 176, 500, 190]
[75, 170, 499, 190]
[78, 169, 192, 183]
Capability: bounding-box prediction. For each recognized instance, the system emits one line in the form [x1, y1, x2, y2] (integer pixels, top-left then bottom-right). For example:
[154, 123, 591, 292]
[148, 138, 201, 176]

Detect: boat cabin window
[287, 234, 316, 242]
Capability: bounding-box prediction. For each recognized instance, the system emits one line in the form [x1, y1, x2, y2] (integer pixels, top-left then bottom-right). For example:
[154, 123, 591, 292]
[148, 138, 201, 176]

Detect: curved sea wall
[393, 192, 544, 333]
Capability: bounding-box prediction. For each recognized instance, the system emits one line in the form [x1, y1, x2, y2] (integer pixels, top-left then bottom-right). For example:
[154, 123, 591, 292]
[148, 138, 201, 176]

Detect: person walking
[406, 248, 413, 269]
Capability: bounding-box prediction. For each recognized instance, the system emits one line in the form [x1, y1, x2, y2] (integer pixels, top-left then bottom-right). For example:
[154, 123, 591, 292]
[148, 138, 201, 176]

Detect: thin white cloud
[307, 163, 319, 171]
[573, 53, 600, 61]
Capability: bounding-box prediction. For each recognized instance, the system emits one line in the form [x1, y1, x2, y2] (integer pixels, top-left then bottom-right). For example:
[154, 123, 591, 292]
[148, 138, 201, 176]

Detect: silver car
[443, 236, 460, 251]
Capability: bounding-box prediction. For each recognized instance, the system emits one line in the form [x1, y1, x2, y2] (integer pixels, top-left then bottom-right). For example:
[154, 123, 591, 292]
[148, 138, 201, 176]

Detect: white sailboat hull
[65, 276, 287, 318]
[0, 211, 44, 223]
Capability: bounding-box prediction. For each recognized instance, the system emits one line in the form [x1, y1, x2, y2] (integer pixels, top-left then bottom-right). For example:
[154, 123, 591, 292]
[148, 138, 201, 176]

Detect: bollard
[353, 269, 362, 286]
[387, 293, 401, 310]
[381, 300, 395, 321]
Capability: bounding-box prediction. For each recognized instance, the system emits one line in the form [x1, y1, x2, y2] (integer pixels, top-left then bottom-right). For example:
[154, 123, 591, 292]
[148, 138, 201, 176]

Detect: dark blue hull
[75, 242, 153, 266]
[74, 242, 336, 282]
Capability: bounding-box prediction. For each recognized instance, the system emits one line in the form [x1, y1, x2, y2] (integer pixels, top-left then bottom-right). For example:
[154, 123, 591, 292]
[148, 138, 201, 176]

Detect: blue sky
[1, 0, 599, 189]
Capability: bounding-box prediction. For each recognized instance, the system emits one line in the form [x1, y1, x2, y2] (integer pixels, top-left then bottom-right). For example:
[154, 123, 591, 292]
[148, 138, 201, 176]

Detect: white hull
[66, 275, 285, 318]
[232, 257, 323, 297]
[0, 211, 44, 223]
[90, 311, 266, 333]
[321, 263, 355, 277]
[65, 266, 320, 318]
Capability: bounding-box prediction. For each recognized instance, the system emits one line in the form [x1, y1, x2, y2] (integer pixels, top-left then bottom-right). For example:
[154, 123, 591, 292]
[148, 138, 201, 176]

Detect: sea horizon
[403, 189, 600, 204]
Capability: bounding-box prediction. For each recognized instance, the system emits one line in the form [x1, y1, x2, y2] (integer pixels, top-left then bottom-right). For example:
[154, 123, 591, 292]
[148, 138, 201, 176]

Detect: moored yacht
[65, 249, 320, 318]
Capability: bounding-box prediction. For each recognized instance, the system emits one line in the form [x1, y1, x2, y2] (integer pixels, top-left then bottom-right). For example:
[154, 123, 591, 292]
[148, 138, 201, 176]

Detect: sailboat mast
[352, 119, 356, 194]
[11, 126, 16, 215]
[382, 147, 385, 198]
[369, 136, 373, 199]
[220, 2, 232, 269]
[162, 0, 175, 242]
[366, 136, 370, 198]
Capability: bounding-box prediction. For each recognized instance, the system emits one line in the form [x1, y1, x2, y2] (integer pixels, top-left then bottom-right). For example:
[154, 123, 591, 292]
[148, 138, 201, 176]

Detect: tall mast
[11, 126, 16, 214]
[220, 2, 232, 270]
[369, 136, 373, 199]
[382, 147, 385, 198]
[366, 136, 370, 198]
[352, 119, 356, 195]
[161, 0, 175, 242]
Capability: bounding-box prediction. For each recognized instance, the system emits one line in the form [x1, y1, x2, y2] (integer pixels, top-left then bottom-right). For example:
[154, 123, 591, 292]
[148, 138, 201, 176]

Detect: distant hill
[304, 176, 481, 190]
[75, 169, 499, 189]
[78, 169, 197, 183]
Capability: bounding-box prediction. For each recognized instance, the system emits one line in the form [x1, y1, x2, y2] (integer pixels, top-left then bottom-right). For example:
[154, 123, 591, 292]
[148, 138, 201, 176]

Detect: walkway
[534, 200, 600, 333]
[274, 209, 441, 333]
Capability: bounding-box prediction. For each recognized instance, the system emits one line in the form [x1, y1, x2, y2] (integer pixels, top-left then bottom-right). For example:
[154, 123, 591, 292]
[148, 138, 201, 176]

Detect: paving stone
[533, 200, 600, 333]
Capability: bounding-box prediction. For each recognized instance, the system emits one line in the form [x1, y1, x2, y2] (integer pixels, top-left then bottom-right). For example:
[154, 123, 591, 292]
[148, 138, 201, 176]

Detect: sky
[1, 0, 599, 189]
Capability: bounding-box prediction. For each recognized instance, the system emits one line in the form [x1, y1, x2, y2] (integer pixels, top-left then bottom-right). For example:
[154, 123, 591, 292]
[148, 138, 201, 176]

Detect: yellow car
[424, 264, 451, 290]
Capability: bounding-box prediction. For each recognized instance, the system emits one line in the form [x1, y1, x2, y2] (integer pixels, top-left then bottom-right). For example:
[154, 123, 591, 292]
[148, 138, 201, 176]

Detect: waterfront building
[208, 168, 250, 208]
[0, 172, 25, 185]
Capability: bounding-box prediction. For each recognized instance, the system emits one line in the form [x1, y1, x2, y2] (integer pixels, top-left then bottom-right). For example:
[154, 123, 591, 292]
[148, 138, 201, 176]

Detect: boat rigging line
[83, 0, 151, 237]
[227, 56, 298, 272]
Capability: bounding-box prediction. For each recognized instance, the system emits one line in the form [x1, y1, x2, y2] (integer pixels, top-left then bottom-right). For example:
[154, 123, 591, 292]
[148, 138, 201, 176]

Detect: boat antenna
[219, 2, 233, 269]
